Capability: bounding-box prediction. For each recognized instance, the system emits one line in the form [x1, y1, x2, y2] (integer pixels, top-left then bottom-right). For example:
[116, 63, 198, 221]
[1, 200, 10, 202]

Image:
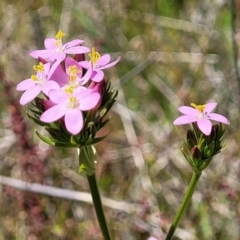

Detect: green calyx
[182, 123, 226, 172]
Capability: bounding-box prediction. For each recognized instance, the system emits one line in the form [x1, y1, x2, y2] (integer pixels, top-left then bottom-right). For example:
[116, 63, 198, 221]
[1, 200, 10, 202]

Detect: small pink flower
[51, 57, 92, 89]
[40, 87, 100, 135]
[79, 47, 121, 82]
[29, 30, 90, 62]
[16, 62, 60, 105]
[173, 102, 230, 135]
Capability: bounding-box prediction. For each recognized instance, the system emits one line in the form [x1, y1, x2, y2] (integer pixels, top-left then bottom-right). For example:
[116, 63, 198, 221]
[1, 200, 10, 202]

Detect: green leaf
[35, 130, 57, 146]
[35, 130, 77, 148]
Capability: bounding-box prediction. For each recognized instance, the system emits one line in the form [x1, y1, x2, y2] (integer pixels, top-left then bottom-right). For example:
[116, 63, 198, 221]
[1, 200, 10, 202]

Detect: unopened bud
[187, 129, 197, 149]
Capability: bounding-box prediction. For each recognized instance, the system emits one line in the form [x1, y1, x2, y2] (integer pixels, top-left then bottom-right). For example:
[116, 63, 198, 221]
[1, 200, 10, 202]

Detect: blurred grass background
[0, 0, 240, 239]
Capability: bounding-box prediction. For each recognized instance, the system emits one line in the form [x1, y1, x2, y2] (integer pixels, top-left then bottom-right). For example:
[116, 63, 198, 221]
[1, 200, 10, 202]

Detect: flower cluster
[16, 30, 120, 146]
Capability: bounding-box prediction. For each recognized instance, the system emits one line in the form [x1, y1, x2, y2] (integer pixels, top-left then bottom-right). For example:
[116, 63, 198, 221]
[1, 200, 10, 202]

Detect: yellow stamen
[31, 75, 38, 81]
[68, 96, 78, 108]
[55, 30, 65, 40]
[191, 103, 206, 112]
[89, 47, 101, 63]
[63, 85, 74, 95]
[33, 62, 44, 72]
[67, 65, 80, 83]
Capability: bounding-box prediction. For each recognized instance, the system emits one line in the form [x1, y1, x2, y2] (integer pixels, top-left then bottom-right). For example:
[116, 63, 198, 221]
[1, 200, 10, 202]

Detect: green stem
[165, 172, 202, 240]
[87, 173, 112, 240]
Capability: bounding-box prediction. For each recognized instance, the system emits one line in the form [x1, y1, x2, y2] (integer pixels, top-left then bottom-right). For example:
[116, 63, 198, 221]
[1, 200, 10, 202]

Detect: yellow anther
[89, 47, 101, 63]
[31, 75, 38, 81]
[68, 96, 78, 108]
[67, 65, 80, 76]
[191, 103, 206, 112]
[63, 85, 74, 95]
[55, 30, 65, 40]
[33, 62, 44, 72]
[67, 65, 81, 83]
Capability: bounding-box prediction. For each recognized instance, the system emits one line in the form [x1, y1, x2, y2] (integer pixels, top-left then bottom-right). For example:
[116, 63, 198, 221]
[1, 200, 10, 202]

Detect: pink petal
[44, 38, 56, 49]
[16, 79, 35, 91]
[65, 108, 83, 135]
[98, 56, 121, 69]
[47, 61, 61, 79]
[20, 86, 41, 105]
[40, 104, 67, 122]
[178, 106, 198, 115]
[80, 65, 92, 84]
[49, 63, 68, 86]
[49, 52, 66, 62]
[197, 119, 212, 135]
[43, 63, 51, 75]
[173, 115, 197, 125]
[205, 102, 217, 114]
[78, 61, 89, 69]
[97, 54, 111, 66]
[64, 39, 84, 48]
[65, 57, 82, 73]
[29, 49, 55, 59]
[208, 113, 230, 124]
[48, 89, 68, 104]
[79, 93, 101, 110]
[42, 81, 60, 96]
[75, 87, 92, 99]
[91, 70, 104, 82]
[64, 46, 90, 54]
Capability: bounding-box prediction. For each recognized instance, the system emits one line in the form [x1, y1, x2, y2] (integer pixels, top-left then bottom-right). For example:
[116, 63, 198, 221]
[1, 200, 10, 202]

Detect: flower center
[55, 30, 65, 52]
[67, 95, 78, 108]
[89, 47, 101, 63]
[191, 103, 206, 119]
[191, 103, 206, 113]
[67, 65, 80, 84]
[63, 85, 74, 95]
[33, 62, 44, 72]
[31, 63, 46, 84]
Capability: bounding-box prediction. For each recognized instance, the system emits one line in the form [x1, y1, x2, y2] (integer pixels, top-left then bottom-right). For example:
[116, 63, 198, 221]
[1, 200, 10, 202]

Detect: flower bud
[182, 123, 228, 172]
[187, 129, 197, 149]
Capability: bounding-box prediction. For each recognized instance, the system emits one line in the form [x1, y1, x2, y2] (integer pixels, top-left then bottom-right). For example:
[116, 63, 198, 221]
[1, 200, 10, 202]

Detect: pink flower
[50, 57, 92, 89]
[16, 62, 60, 105]
[79, 47, 121, 82]
[173, 102, 230, 135]
[40, 87, 100, 135]
[29, 30, 90, 62]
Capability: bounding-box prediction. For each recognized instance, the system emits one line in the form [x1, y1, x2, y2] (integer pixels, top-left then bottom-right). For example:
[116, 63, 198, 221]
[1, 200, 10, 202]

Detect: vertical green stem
[87, 173, 112, 240]
[165, 172, 202, 240]
[78, 146, 112, 240]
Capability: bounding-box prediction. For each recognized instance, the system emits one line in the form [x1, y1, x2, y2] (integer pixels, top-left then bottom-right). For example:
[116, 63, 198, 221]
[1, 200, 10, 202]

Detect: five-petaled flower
[173, 102, 230, 135]
[29, 30, 90, 63]
[40, 87, 100, 135]
[51, 57, 92, 90]
[16, 62, 60, 105]
[79, 47, 121, 82]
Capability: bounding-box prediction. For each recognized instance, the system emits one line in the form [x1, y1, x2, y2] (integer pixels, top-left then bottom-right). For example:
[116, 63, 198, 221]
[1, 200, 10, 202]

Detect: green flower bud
[182, 123, 228, 172]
